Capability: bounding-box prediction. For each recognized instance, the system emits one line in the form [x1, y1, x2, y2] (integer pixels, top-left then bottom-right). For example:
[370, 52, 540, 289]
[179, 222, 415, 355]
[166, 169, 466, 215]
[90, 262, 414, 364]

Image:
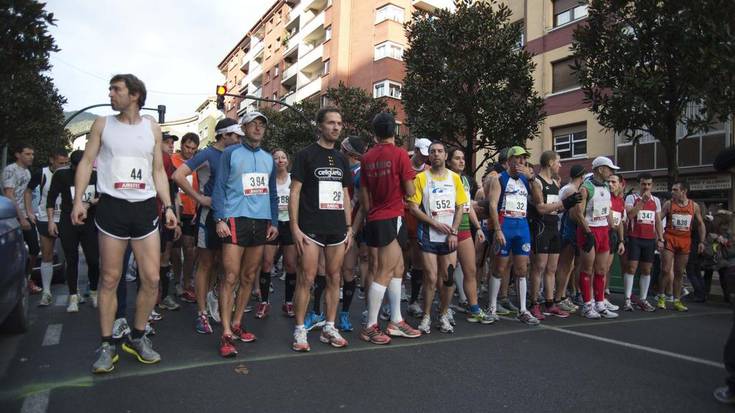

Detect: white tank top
[276, 174, 291, 222]
[96, 116, 156, 202]
[38, 166, 61, 222]
[584, 180, 611, 228]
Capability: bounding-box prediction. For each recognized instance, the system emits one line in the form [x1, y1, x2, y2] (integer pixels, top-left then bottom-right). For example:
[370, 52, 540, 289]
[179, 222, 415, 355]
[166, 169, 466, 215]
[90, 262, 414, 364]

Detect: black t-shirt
[291, 142, 352, 235]
[47, 167, 98, 215]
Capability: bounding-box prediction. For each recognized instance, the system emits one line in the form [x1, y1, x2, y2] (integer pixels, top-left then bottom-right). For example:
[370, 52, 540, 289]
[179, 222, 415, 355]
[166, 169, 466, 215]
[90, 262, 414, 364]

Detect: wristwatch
[450, 228, 458, 236]
[164, 205, 175, 213]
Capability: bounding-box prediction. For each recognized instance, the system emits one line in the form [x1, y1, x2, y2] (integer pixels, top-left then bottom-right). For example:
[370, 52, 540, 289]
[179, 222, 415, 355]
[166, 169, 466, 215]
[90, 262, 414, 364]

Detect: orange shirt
[171, 153, 199, 216]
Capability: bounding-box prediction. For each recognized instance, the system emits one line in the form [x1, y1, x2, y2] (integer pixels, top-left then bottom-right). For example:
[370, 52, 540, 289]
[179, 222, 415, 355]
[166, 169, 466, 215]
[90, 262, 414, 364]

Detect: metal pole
[63, 104, 167, 128]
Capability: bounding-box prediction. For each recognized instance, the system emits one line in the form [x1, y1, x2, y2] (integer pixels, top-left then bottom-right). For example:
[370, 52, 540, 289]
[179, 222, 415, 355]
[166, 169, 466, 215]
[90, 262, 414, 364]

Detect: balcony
[299, 43, 323, 67]
[282, 62, 299, 84]
[285, 77, 321, 106]
[412, 0, 455, 12]
[244, 38, 264, 62]
[300, 8, 324, 41]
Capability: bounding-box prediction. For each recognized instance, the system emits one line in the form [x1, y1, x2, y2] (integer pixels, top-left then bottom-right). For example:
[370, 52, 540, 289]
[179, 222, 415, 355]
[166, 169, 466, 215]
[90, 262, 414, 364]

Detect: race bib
[637, 209, 655, 224]
[463, 189, 471, 213]
[318, 181, 343, 210]
[612, 210, 622, 227]
[278, 194, 289, 211]
[70, 185, 96, 203]
[242, 173, 268, 196]
[112, 156, 148, 190]
[671, 213, 692, 230]
[429, 188, 455, 243]
[504, 194, 527, 217]
[546, 194, 560, 204]
[592, 203, 609, 220]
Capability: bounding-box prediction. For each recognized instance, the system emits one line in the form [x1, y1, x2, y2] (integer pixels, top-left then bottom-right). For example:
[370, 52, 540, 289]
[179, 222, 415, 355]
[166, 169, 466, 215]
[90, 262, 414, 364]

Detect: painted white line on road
[42, 324, 63, 346]
[20, 390, 49, 413]
[54, 295, 68, 307]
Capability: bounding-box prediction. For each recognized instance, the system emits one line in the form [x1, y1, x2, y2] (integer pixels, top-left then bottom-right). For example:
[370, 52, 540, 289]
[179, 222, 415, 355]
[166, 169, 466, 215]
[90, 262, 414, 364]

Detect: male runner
[360, 113, 421, 343]
[553, 165, 586, 313]
[173, 118, 242, 334]
[212, 111, 278, 357]
[74, 74, 177, 373]
[290, 107, 353, 352]
[659, 181, 706, 312]
[606, 173, 626, 310]
[157, 134, 182, 311]
[405, 137, 431, 317]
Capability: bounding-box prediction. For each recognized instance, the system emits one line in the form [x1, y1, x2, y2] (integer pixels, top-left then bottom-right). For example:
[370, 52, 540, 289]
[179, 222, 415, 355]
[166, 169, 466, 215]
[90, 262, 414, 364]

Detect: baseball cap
[714, 146, 735, 171]
[372, 112, 396, 138]
[591, 156, 620, 170]
[507, 146, 530, 158]
[162, 134, 179, 142]
[241, 111, 268, 126]
[570, 164, 586, 178]
[414, 138, 431, 156]
[215, 118, 245, 137]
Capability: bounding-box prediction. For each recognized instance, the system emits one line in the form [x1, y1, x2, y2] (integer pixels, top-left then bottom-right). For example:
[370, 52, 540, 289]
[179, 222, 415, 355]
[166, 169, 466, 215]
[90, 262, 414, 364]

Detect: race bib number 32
[319, 181, 343, 210]
[112, 157, 148, 190]
[242, 173, 268, 196]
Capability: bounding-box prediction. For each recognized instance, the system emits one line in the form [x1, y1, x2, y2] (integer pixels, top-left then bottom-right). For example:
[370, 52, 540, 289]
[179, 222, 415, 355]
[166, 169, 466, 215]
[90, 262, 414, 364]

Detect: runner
[622, 173, 663, 311]
[573, 157, 623, 319]
[445, 147, 494, 324]
[659, 181, 706, 312]
[212, 111, 278, 357]
[157, 134, 182, 312]
[46, 150, 99, 313]
[486, 146, 539, 325]
[34, 149, 69, 306]
[553, 165, 585, 313]
[3, 143, 41, 294]
[407, 141, 467, 334]
[405, 137, 431, 318]
[75, 74, 177, 373]
[290, 107, 353, 352]
[173, 118, 242, 334]
[170, 133, 200, 303]
[605, 173, 626, 310]
[358, 113, 421, 343]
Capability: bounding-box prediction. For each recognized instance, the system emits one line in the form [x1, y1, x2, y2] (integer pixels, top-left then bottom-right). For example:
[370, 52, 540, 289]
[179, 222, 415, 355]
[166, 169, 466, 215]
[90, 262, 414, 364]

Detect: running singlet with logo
[582, 179, 611, 228]
[625, 193, 661, 239]
[409, 170, 468, 243]
[666, 200, 695, 236]
[361, 143, 415, 222]
[96, 115, 156, 202]
[291, 142, 352, 235]
[611, 194, 625, 228]
[38, 166, 61, 222]
[534, 175, 560, 225]
[277, 174, 291, 222]
[498, 171, 530, 221]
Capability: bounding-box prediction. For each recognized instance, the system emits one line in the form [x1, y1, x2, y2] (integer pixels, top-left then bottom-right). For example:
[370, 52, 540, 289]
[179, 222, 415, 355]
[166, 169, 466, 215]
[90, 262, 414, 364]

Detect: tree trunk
[464, 127, 475, 180]
[662, 119, 679, 191]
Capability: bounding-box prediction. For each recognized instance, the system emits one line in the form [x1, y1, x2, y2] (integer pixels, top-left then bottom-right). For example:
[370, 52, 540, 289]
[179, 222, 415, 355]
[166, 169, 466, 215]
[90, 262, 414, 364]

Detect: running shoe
[181, 289, 196, 303]
[467, 310, 495, 324]
[219, 334, 237, 358]
[92, 342, 119, 374]
[562, 297, 579, 312]
[231, 324, 256, 342]
[158, 296, 180, 311]
[450, 301, 470, 314]
[530, 303, 546, 321]
[407, 302, 424, 318]
[518, 310, 540, 326]
[603, 298, 620, 311]
[379, 303, 391, 321]
[336, 311, 353, 332]
[149, 310, 163, 322]
[360, 323, 392, 344]
[145, 322, 156, 336]
[446, 308, 456, 326]
[67, 294, 79, 313]
[122, 335, 161, 364]
[39, 291, 52, 307]
[594, 302, 619, 319]
[320, 324, 348, 348]
[499, 298, 519, 314]
[623, 298, 634, 312]
[418, 314, 431, 334]
[714, 386, 735, 404]
[495, 301, 512, 316]
[656, 295, 667, 310]
[636, 297, 656, 312]
[255, 302, 271, 319]
[292, 327, 310, 352]
[673, 299, 688, 312]
[582, 303, 601, 319]
[207, 291, 220, 323]
[27, 279, 42, 295]
[90, 290, 98, 308]
[485, 307, 501, 322]
[572, 292, 585, 307]
[282, 302, 295, 318]
[195, 313, 213, 334]
[666, 295, 674, 303]
[557, 299, 575, 313]
[437, 313, 454, 333]
[112, 318, 131, 340]
[304, 311, 326, 331]
[386, 320, 421, 338]
[543, 304, 570, 318]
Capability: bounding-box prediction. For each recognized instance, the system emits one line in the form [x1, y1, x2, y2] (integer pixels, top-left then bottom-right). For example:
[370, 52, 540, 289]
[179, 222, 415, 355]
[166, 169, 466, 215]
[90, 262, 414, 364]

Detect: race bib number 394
[319, 181, 343, 210]
[112, 157, 147, 190]
[242, 173, 268, 196]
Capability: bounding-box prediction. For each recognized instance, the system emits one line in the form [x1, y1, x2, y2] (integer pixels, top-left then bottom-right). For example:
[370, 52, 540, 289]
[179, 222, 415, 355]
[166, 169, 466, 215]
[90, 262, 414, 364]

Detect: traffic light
[216, 85, 227, 110]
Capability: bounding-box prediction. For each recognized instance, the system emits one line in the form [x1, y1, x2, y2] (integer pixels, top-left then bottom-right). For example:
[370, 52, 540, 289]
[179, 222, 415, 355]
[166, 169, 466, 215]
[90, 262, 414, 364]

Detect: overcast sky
[45, 0, 274, 120]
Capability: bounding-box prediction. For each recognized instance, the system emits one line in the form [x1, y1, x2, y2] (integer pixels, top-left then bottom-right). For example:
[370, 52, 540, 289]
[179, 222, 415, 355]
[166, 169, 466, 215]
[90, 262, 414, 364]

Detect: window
[374, 80, 402, 99]
[321, 95, 330, 107]
[553, 0, 588, 27]
[265, 71, 270, 82]
[375, 4, 404, 24]
[374, 41, 404, 61]
[274, 65, 279, 77]
[553, 123, 587, 159]
[323, 59, 330, 76]
[552, 57, 579, 93]
[325, 26, 332, 41]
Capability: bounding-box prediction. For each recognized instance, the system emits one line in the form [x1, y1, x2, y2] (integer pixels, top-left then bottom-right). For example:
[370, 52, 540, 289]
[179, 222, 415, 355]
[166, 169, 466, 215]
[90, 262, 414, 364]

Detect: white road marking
[42, 324, 63, 346]
[20, 390, 49, 413]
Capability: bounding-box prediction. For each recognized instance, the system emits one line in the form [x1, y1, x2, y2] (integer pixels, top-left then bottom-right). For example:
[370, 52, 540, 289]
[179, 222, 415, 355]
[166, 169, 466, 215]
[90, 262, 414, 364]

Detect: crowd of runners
[3, 74, 731, 401]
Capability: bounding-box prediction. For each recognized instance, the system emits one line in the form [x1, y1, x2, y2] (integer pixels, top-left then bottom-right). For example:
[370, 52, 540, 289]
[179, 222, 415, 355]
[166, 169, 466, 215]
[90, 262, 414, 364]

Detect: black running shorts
[95, 195, 158, 240]
[364, 217, 407, 249]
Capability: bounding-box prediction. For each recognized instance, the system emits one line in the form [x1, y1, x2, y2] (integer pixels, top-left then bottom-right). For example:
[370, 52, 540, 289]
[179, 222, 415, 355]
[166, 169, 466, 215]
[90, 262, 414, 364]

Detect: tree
[324, 82, 393, 141]
[0, 0, 68, 165]
[403, 0, 545, 176]
[573, 0, 735, 188]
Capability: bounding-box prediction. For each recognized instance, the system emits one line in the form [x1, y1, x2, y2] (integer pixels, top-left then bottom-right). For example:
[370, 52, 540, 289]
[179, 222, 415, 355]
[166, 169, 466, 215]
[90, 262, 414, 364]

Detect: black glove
[562, 192, 583, 210]
[583, 231, 595, 253]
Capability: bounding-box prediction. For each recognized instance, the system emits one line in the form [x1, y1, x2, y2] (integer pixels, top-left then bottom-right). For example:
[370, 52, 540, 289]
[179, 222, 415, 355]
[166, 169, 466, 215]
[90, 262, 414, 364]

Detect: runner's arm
[487, 176, 501, 231]
[3, 187, 24, 221]
[694, 203, 707, 245]
[45, 171, 62, 222]
[151, 122, 173, 208]
[530, 178, 563, 214]
[74, 117, 103, 208]
[269, 161, 279, 226]
[288, 180, 302, 232]
[573, 187, 590, 233]
[211, 149, 232, 221]
[23, 188, 34, 220]
[173, 163, 205, 204]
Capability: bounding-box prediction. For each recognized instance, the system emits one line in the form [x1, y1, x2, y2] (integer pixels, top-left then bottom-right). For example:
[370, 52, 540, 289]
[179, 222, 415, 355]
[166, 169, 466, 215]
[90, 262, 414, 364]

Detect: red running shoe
[282, 302, 295, 318]
[219, 334, 237, 358]
[255, 302, 270, 319]
[181, 289, 196, 303]
[232, 324, 256, 343]
[360, 324, 391, 345]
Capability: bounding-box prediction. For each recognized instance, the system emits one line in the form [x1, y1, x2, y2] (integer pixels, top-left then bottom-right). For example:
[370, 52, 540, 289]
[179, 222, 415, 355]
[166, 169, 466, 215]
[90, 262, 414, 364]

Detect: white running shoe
[582, 303, 601, 319]
[595, 302, 619, 319]
[112, 318, 131, 340]
[66, 294, 79, 313]
[438, 313, 454, 333]
[603, 298, 619, 311]
[39, 291, 53, 307]
[418, 314, 431, 334]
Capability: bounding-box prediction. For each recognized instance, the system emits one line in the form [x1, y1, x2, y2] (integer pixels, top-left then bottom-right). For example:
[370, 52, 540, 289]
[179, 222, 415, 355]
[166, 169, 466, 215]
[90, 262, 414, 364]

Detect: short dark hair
[316, 107, 341, 124]
[638, 172, 653, 181]
[674, 180, 690, 192]
[13, 142, 32, 155]
[110, 74, 147, 108]
[429, 141, 445, 152]
[50, 148, 68, 159]
[181, 133, 200, 147]
[539, 150, 558, 168]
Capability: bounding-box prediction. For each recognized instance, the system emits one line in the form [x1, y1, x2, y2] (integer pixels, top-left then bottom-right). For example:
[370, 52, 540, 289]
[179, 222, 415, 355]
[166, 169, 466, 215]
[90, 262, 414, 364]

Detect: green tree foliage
[403, 0, 545, 176]
[324, 81, 393, 140]
[0, 0, 68, 165]
[573, 0, 735, 186]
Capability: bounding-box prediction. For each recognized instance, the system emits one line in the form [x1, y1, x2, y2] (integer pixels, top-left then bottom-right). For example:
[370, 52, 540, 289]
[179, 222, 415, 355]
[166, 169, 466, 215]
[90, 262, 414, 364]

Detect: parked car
[0, 195, 29, 333]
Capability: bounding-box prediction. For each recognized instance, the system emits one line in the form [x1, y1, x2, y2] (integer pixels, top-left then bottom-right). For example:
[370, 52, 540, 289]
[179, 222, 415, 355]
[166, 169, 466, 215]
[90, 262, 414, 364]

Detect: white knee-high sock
[624, 273, 634, 299]
[518, 277, 528, 313]
[367, 283, 387, 327]
[454, 263, 466, 302]
[387, 278, 403, 323]
[489, 276, 501, 313]
[40, 262, 53, 293]
[640, 275, 651, 300]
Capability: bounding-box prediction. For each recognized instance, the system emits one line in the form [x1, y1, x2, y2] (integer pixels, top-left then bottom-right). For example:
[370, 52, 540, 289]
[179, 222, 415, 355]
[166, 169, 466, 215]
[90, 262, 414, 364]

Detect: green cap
[507, 146, 530, 157]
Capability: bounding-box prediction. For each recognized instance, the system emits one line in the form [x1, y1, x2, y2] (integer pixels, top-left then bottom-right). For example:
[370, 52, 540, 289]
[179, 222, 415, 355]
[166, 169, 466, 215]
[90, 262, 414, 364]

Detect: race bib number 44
[113, 157, 147, 190]
[319, 181, 343, 210]
[242, 173, 268, 196]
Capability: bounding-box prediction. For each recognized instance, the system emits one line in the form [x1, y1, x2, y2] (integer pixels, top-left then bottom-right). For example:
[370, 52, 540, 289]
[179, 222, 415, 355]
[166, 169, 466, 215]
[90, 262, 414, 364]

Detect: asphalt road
[1, 270, 733, 413]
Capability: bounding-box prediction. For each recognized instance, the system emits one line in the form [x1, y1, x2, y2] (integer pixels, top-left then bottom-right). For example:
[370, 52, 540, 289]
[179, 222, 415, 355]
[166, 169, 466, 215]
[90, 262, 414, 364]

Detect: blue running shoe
[304, 311, 326, 331]
[337, 311, 353, 332]
[195, 313, 213, 334]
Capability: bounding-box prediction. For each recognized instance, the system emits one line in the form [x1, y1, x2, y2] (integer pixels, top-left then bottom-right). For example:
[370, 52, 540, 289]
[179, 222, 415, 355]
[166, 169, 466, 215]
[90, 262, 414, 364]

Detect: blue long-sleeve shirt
[212, 141, 278, 225]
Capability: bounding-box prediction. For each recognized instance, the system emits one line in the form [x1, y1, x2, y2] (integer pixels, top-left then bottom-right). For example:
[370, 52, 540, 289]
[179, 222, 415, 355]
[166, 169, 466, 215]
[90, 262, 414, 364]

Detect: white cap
[592, 156, 620, 170]
[241, 111, 268, 125]
[414, 138, 431, 156]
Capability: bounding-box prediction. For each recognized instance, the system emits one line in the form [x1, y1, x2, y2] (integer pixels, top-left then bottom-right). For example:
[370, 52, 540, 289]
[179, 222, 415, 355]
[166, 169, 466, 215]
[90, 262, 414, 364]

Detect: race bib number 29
[319, 181, 343, 210]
